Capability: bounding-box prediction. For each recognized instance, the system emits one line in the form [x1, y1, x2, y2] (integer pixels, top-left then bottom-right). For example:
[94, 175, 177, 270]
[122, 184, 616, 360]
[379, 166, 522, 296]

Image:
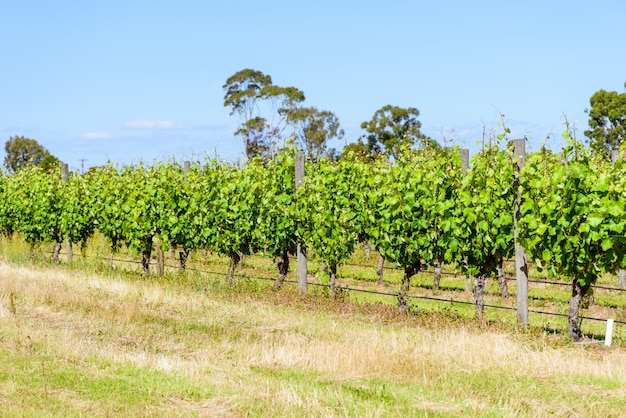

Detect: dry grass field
[1, 260, 625, 417]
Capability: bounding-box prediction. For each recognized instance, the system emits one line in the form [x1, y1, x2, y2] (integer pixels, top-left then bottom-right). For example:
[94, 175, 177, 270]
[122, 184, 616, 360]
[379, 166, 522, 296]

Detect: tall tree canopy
[4, 136, 59, 173]
[285, 106, 344, 161]
[223, 69, 305, 159]
[585, 87, 626, 159]
[360, 105, 428, 160]
[340, 140, 375, 162]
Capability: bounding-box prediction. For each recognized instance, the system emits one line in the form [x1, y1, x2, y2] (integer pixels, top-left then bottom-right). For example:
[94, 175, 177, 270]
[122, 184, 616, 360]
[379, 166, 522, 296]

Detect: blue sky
[1, 0, 624, 171]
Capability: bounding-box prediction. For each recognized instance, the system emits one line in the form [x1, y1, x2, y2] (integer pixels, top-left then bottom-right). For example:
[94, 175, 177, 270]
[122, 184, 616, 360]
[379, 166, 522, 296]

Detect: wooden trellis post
[611, 150, 626, 289]
[62, 164, 72, 263]
[295, 152, 307, 294]
[513, 139, 529, 325]
[460, 149, 472, 293]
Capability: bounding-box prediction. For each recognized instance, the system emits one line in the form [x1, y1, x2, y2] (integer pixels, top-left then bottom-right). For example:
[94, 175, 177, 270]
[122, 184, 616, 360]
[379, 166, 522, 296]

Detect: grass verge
[0, 260, 625, 417]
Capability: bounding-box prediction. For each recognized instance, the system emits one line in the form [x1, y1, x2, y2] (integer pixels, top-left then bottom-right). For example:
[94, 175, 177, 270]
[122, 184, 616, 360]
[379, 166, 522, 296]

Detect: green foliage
[223, 69, 273, 117]
[520, 138, 626, 286]
[223, 68, 305, 159]
[585, 88, 626, 159]
[41, 154, 62, 173]
[360, 105, 427, 160]
[6, 165, 63, 245]
[299, 155, 368, 269]
[1, 135, 624, 307]
[211, 161, 264, 257]
[182, 163, 215, 252]
[3, 166, 94, 249]
[60, 171, 96, 247]
[107, 165, 155, 254]
[340, 140, 375, 162]
[456, 143, 516, 275]
[88, 165, 130, 252]
[0, 172, 14, 236]
[146, 162, 192, 252]
[189, 160, 263, 257]
[234, 116, 273, 159]
[285, 106, 344, 161]
[3, 135, 59, 173]
[366, 147, 462, 282]
[412, 147, 463, 266]
[255, 148, 298, 259]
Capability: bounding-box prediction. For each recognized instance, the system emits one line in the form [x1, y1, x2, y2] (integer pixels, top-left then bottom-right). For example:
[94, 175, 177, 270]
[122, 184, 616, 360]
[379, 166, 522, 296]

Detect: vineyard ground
[1, 233, 625, 343]
[1, 237, 626, 416]
[1, 261, 626, 417]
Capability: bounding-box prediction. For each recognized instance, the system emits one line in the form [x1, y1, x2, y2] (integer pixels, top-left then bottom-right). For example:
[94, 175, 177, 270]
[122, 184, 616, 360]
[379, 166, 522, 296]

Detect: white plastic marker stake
[605, 319, 614, 347]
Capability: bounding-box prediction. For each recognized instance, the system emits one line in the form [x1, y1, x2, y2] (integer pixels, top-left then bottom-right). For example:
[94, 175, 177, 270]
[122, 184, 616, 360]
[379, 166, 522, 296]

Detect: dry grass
[0, 261, 625, 417]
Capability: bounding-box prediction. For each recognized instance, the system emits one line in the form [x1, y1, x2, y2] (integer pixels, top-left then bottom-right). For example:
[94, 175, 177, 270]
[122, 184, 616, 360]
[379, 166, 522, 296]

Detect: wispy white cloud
[124, 119, 177, 129]
[84, 132, 111, 139]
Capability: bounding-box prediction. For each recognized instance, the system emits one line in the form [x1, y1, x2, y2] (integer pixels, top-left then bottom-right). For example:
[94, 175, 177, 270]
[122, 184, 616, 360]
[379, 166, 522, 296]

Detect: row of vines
[1, 134, 625, 340]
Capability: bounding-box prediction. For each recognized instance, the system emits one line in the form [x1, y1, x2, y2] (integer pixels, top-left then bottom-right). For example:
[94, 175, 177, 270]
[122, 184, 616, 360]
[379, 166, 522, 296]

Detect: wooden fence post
[156, 245, 165, 276]
[460, 148, 470, 174]
[61, 163, 69, 182]
[183, 160, 190, 180]
[156, 162, 190, 277]
[460, 149, 472, 293]
[611, 150, 626, 289]
[513, 139, 529, 325]
[178, 161, 191, 269]
[295, 152, 307, 294]
[62, 164, 72, 263]
[157, 161, 191, 277]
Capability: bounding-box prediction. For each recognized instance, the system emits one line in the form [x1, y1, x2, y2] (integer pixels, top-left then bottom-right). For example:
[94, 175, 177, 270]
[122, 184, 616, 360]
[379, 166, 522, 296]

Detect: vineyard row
[1, 137, 625, 339]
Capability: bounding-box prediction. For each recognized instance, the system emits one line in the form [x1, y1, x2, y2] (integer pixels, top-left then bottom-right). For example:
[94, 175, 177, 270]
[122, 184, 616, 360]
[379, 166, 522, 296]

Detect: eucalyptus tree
[285, 106, 344, 161]
[223, 68, 305, 159]
[341, 140, 374, 162]
[360, 105, 426, 160]
[4, 136, 59, 174]
[585, 87, 626, 159]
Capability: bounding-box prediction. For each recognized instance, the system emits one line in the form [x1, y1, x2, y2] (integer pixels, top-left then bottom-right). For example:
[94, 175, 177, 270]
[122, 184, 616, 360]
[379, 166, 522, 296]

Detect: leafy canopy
[285, 106, 344, 161]
[520, 134, 626, 286]
[360, 105, 426, 160]
[455, 142, 516, 276]
[4, 136, 59, 173]
[585, 88, 626, 159]
[223, 69, 305, 159]
[365, 147, 462, 284]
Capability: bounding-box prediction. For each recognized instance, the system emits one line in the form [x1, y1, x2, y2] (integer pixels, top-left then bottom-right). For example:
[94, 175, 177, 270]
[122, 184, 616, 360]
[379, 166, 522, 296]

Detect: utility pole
[79, 159, 88, 174]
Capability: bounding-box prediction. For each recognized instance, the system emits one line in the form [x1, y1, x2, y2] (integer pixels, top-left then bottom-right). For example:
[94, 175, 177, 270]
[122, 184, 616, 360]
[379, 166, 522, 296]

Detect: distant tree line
[223, 69, 626, 163]
[222, 68, 435, 162]
[3, 135, 60, 173]
[3, 74, 625, 172]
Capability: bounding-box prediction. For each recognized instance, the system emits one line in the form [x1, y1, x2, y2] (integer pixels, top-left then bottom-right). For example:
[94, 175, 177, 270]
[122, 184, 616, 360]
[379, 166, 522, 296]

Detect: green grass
[2, 234, 625, 343]
[1, 256, 626, 416]
[0, 351, 215, 416]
